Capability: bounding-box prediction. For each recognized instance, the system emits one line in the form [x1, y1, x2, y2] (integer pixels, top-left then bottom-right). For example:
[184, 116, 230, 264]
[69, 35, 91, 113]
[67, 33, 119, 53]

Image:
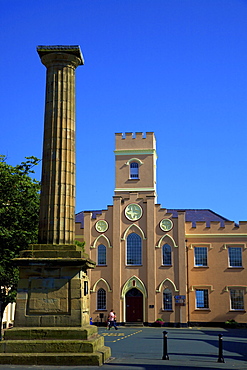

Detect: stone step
[29, 244, 78, 251]
[20, 250, 83, 258]
[0, 348, 111, 366]
[4, 326, 98, 340]
[0, 337, 104, 353]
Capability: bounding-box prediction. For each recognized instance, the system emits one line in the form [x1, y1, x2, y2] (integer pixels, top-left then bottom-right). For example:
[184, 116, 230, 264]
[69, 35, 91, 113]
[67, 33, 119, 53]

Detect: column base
[0, 326, 111, 366]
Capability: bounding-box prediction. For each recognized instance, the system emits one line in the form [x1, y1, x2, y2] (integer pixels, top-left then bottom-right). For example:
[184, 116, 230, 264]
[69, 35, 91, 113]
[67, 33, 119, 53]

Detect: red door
[126, 288, 143, 322]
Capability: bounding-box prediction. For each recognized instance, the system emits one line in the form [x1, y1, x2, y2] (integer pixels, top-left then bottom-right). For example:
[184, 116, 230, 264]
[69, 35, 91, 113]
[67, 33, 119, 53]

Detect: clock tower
[80, 131, 187, 326]
[114, 132, 157, 199]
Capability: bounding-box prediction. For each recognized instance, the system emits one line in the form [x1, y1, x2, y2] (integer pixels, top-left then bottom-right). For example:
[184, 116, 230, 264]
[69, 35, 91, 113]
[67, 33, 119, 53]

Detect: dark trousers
[108, 320, 118, 330]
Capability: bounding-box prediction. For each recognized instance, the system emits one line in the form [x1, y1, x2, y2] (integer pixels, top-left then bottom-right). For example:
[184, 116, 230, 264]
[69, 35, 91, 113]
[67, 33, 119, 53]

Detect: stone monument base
[0, 244, 111, 366]
[0, 326, 111, 366]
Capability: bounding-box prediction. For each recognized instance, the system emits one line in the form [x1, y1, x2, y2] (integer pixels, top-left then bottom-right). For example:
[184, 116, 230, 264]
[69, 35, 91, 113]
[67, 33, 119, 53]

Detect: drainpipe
[186, 239, 190, 325]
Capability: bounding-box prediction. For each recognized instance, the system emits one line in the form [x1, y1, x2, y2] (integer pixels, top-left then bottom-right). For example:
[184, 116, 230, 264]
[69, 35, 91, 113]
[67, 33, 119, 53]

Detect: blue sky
[1, 0, 247, 222]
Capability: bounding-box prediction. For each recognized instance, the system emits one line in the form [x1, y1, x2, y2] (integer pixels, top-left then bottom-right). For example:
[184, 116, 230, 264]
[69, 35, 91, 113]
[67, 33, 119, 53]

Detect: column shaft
[38, 51, 82, 244]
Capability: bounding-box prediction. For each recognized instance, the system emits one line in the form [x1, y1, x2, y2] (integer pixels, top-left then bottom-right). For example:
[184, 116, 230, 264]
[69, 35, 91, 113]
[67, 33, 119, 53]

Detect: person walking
[108, 309, 118, 330]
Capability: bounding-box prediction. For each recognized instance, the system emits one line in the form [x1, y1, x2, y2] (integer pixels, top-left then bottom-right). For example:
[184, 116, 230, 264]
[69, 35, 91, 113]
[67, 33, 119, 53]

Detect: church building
[75, 132, 247, 326]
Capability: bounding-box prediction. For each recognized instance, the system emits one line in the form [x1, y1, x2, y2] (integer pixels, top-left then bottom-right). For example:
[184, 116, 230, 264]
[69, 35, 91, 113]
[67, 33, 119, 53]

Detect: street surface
[0, 326, 246, 369]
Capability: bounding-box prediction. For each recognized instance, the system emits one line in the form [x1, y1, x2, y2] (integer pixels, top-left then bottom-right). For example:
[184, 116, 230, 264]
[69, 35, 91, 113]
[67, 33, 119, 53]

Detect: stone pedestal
[0, 245, 111, 365]
[0, 327, 110, 366]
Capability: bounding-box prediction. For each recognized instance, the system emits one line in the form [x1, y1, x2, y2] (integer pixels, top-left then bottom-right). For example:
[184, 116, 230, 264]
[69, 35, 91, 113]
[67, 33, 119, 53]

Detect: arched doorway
[126, 288, 143, 322]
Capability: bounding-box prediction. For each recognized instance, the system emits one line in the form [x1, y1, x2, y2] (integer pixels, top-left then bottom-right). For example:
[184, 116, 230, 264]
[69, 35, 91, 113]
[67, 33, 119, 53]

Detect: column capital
[37, 45, 84, 68]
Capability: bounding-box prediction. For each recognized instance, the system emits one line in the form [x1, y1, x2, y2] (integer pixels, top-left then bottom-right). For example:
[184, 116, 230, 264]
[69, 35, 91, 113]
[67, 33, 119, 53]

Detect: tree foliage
[0, 155, 40, 325]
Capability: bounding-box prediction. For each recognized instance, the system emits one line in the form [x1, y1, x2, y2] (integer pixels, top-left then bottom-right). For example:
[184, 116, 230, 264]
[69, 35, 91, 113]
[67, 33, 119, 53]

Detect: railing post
[217, 333, 225, 363]
[162, 331, 169, 360]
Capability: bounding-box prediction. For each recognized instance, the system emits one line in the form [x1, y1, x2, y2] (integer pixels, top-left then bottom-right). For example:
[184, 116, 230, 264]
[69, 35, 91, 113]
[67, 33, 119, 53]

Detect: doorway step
[124, 322, 144, 327]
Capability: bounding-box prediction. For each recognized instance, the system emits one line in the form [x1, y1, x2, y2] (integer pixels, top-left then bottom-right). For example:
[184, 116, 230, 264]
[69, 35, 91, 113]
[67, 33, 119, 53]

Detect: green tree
[0, 156, 40, 331]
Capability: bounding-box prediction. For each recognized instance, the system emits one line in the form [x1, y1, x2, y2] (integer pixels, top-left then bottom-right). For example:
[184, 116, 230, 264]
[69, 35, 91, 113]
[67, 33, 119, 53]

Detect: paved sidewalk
[0, 326, 246, 369]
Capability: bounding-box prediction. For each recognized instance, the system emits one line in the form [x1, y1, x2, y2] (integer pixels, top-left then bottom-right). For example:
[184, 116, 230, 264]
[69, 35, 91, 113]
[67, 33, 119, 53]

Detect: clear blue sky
[1, 0, 247, 222]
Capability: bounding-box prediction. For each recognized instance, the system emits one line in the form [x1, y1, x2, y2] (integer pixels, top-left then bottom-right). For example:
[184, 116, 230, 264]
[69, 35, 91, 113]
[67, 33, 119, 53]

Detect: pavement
[0, 326, 246, 370]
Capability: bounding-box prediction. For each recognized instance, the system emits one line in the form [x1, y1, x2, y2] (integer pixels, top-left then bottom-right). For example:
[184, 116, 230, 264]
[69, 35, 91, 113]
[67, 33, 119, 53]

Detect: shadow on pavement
[105, 363, 236, 370]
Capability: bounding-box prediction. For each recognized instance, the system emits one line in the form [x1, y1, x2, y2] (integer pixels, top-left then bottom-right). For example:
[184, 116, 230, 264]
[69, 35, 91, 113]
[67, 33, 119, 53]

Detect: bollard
[217, 334, 225, 363]
[162, 331, 169, 360]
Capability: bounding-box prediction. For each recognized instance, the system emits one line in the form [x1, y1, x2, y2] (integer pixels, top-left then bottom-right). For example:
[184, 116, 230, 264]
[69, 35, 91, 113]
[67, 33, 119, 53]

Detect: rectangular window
[127, 233, 142, 265]
[230, 289, 244, 310]
[195, 289, 209, 309]
[130, 162, 139, 179]
[162, 244, 172, 266]
[98, 244, 106, 265]
[228, 247, 242, 267]
[97, 288, 106, 310]
[163, 289, 172, 310]
[194, 247, 207, 267]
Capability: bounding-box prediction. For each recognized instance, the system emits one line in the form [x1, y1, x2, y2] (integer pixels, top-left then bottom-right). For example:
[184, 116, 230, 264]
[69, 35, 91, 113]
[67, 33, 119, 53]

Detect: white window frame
[194, 246, 208, 267]
[230, 289, 244, 311]
[195, 289, 209, 309]
[228, 247, 242, 268]
[130, 162, 139, 179]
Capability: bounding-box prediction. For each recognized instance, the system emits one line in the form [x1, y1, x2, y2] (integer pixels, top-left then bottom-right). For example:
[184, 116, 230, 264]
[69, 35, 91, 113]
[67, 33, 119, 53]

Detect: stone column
[37, 46, 84, 245]
[0, 46, 111, 366]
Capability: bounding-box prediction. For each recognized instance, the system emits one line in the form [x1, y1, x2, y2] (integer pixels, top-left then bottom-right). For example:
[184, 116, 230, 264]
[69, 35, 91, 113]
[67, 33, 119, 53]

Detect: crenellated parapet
[186, 220, 247, 235]
[115, 132, 156, 151]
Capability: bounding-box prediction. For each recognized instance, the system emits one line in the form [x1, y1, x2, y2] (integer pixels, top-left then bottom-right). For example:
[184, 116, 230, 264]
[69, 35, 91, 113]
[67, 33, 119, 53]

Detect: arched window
[127, 233, 142, 265]
[163, 288, 172, 310]
[162, 243, 172, 266]
[130, 162, 139, 179]
[97, 288, 106, 310]
[97, 244, 106, 265]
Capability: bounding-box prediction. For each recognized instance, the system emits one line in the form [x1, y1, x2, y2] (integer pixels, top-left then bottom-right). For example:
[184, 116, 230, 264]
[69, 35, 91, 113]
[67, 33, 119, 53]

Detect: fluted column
[37, 46, 84, 244]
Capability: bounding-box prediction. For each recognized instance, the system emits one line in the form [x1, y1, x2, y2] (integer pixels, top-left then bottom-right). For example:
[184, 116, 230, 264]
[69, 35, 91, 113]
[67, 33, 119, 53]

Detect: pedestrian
[108, 309, 118, 330]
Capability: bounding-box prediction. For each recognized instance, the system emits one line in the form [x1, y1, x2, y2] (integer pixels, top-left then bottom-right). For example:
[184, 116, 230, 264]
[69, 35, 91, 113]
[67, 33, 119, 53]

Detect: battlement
[186, 220, 247, 234]
[115, 132, 156, 150]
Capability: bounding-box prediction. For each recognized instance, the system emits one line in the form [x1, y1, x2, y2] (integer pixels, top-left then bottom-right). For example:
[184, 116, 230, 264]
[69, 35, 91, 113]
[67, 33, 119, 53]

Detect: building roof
[75, 209, 231, 229]
[167, 209, 230, 228]
[76, 210, 102, 228]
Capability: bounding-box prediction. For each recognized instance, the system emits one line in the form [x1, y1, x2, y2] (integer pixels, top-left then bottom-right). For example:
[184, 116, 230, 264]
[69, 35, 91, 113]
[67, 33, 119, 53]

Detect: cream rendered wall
[75, 132, 247, 325]
[79, 195, 187, 324]
[186, 221, 247, 324]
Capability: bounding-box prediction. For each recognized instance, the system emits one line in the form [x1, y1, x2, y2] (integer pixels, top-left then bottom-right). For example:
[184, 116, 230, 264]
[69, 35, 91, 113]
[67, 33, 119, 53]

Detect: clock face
[160, 219, 173, 232]
[95, 220, 108, 233]
[125, 203, 142, 221]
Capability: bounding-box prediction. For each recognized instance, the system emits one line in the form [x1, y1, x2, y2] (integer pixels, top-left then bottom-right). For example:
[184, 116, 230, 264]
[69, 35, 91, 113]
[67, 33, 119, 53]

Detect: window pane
[162, 243, 172, 265]
[228, 247, 242, 267]
[127, 233, 142, 265]
[130, 162, 139, 179]
[98, 244, 106, 265]
[196, 289, 209, 308]
[97, 288, 106, 310]
[163, 288, 172, 310]
[194, 247, 207, 266]
[230, 289, 244, 310]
